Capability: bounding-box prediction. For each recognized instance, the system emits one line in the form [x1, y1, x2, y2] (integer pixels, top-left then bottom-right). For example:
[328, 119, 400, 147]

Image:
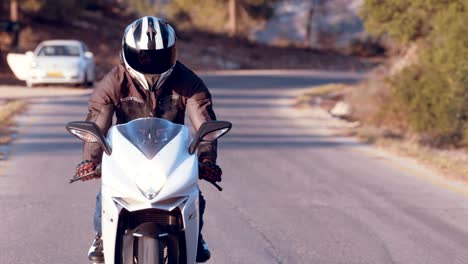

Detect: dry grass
[342, 67, 393, 123]
[345, 125, 468, 183]
[0, 100, 27, 124]
[295, 83, 349, 108]
[0, 100, 27, 145]
[298, 82, 468, 184]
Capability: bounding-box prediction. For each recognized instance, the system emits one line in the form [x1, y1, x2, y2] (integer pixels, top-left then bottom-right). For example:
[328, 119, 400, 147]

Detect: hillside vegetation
[355, 0, 468, 148]
[0, 0, 374, 84]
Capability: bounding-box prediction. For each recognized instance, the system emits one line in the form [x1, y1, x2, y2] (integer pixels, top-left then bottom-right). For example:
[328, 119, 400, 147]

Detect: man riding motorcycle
[74, 16, 222, 263]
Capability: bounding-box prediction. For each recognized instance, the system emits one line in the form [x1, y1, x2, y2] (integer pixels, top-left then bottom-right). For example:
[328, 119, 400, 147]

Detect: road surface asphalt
[1, 70, 468, 264]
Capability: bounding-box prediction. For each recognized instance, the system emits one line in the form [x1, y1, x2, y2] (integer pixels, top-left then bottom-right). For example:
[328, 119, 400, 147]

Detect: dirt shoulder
[0, 100, 27, 160]
[296, 84, 468, 189]
[0, 86, 91, 161]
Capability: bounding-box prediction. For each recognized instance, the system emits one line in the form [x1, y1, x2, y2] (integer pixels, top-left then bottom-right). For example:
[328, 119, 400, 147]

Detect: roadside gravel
[294, 85, 468, 193]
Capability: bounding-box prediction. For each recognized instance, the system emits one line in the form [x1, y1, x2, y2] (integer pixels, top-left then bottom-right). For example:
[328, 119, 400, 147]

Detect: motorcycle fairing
[99, 118, 200, 263]
[102, 118, 198, 204]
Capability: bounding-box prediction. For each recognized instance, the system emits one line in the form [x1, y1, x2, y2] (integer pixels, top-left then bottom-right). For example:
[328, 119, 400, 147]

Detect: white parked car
[27, 40, 96, 87]
[9, 40, 96, 88]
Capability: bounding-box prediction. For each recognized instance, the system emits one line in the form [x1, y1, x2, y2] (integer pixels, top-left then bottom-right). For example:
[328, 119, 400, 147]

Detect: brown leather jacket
[83, 61, 217, 163]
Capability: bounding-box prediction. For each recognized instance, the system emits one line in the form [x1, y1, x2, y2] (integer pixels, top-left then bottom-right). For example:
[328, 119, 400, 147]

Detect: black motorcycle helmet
[121, 16, 177, 90]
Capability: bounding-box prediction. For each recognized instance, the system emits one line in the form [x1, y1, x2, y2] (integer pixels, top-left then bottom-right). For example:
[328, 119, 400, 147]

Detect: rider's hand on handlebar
[75, 160, 100, 181]
[199, 159, 222, 183]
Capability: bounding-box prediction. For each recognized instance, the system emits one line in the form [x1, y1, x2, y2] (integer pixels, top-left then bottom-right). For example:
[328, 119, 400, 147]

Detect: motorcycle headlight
[134, 165, 167, 200]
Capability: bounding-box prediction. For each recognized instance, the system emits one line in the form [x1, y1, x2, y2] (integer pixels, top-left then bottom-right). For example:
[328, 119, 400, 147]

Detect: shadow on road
[9, 72, 364, 157]
[221, 139, 360, 149]
[15, 141, 82, 155]
[203, 75, 359, 90]
[205, 73, 364, 151]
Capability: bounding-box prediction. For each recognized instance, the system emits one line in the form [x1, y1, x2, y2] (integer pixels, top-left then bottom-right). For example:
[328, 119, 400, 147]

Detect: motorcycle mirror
[201, 127, 231, 142]
[189, 121, 232, 155]
[66, 121, 112, 155]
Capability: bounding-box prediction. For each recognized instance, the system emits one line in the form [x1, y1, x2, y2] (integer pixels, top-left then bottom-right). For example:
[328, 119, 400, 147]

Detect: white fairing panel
[181, 191, 199, 264]
[100, 118, 200, 263]
[102, 118, 198, 206]
[101, 189, 120, 264]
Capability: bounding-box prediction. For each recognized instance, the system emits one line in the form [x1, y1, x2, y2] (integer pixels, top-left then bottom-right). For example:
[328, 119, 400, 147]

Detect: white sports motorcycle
[66, 117, 232, 264]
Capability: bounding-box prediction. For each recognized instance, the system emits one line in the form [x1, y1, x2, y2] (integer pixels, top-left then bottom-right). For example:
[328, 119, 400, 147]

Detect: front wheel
[135, 235, 181, 264]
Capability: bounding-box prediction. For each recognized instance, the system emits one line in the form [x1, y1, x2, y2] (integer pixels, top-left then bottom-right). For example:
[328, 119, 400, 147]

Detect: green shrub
[362, 0, 468, 147]
[391, 66, 463, 146]
[361, 0, 459, 43]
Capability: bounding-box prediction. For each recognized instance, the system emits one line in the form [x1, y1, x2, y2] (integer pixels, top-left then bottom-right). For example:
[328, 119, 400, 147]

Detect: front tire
[84, 71, 94, 87]
[117, 209, 186, 264]
[81, 73, 89, 88]
[134, 235, 181, 264]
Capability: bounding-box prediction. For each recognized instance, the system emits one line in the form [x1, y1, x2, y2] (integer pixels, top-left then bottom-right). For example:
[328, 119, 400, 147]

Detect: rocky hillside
[252, 0, 365, 52]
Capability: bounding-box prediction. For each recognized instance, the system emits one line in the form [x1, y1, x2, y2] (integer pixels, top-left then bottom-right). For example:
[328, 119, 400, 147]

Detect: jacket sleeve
[186, 79, 218, 162]
[83, 67, 119, 163]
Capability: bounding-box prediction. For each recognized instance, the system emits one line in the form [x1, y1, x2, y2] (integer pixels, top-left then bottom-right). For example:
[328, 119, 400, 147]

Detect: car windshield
[116, 118, 183, 159]
[37, 45, 80, 57]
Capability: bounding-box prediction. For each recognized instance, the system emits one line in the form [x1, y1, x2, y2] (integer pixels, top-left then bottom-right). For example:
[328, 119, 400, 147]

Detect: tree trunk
[228, 0, 238, 37]
[10, 0, 19, 22]
[10, 0, 19, 49]
[305, 1, 316, 48]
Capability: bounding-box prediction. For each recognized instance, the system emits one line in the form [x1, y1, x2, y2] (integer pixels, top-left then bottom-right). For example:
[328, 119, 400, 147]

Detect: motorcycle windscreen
[116, 118, 183, 160]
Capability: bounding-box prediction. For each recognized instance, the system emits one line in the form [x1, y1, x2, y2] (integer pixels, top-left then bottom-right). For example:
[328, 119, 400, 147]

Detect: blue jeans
[93, 191, 206, 239]
[94, 192, 102, 233]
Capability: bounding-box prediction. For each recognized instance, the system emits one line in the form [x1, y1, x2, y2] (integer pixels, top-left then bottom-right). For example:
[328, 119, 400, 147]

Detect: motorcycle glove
[75, 160, 100, 181]
[199, 159, 222, 183]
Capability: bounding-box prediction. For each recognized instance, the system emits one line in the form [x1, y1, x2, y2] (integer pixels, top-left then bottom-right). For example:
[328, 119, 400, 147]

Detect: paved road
[1, 71, 468, 264]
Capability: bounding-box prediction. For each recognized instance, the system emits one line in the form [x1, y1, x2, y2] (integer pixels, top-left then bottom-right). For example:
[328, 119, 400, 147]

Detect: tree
[361, 0, 463, 43]
[10, 0, 18, 22]
[10, 0, 19, 48]
[362, 0, 468, 146]
[305, 0, 318, 48]
[228, 0, 238, 36]
[165, 0, 277, 35]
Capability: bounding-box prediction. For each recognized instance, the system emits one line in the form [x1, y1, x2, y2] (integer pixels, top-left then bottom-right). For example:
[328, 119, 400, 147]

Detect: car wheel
[85, 71, 94, 87]
[81, 73, 89, 88]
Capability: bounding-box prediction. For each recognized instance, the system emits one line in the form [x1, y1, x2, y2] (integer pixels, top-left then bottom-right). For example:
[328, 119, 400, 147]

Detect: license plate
[47, 71, 64, 78]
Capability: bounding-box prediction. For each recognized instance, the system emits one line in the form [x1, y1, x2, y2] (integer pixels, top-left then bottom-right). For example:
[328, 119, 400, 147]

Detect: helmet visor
[124, 44, 176, 74]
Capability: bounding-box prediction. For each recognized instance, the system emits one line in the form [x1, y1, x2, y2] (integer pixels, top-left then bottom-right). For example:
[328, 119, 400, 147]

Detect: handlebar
[69, 164, 101, 183]
[69, 164, 223, 191]
[205, 179, 223, 191]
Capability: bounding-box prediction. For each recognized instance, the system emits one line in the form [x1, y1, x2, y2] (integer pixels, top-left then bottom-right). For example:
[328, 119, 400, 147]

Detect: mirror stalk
[189, 138, 201, 155]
